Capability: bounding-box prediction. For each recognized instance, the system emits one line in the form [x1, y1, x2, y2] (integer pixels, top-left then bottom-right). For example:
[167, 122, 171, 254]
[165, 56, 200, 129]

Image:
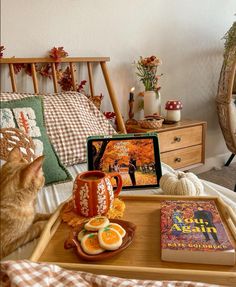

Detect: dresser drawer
[160, 145, 202, 169]
[158, 125, 203, 153]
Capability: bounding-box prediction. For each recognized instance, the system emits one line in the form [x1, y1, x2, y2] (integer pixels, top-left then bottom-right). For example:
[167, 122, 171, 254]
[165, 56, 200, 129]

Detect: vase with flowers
[136, 55, 163, 116]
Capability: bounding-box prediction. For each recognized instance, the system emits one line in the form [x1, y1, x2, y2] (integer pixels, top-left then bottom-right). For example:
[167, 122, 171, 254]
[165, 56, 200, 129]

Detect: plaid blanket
[0, 260, 223, 287]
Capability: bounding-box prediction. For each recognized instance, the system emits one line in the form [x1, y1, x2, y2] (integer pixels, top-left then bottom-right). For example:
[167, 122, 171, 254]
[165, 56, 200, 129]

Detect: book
[160, 200, 235, 265]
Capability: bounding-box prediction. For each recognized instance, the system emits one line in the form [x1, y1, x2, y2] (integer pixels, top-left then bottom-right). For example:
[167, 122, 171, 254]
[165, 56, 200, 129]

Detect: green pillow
[0, 96, 72, 185]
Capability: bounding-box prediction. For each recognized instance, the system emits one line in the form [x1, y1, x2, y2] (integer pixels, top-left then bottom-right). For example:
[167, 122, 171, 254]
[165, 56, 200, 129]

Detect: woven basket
[138, 118, 164, 129]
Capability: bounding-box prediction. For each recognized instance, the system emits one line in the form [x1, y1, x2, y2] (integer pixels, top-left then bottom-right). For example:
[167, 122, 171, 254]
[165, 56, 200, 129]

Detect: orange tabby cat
[0, 147, 50, 259]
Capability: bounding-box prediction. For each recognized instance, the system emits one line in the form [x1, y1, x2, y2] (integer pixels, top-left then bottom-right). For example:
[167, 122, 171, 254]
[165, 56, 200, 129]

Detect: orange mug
[73, 170, 122, 217]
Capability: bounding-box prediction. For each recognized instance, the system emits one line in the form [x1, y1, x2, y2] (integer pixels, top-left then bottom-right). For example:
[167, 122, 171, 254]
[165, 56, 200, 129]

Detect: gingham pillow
[1, 92, 116, 166]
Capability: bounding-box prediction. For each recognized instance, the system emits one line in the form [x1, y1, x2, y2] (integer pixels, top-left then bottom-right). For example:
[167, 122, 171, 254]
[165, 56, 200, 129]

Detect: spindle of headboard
[0, 57, 126, 133]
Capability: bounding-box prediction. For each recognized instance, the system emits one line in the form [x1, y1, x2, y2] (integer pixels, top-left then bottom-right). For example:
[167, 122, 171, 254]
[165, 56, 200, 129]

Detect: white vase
[143, 91, 161, 117]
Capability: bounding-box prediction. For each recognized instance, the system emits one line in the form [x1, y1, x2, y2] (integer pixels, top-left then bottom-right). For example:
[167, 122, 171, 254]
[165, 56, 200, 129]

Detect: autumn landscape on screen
[92, 139, 157, 187]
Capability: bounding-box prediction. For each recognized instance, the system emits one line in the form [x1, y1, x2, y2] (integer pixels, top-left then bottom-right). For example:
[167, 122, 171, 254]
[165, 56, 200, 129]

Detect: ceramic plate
[64, 219, 136, 261]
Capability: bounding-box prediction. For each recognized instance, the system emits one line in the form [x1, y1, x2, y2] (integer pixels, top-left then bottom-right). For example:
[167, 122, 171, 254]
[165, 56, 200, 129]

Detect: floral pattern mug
[73, 170, 122, 217]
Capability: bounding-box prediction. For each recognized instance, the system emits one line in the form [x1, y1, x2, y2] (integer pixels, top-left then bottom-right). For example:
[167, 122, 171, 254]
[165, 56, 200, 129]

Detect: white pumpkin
[160, 171, 204, 196]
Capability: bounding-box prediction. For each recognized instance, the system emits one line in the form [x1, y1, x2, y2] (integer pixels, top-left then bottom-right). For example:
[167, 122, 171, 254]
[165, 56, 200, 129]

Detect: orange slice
[81, 233, 105, 255]
[84, 216, 110, 231]
[107, 223, 126, 238]
[98, 227, 122, 250]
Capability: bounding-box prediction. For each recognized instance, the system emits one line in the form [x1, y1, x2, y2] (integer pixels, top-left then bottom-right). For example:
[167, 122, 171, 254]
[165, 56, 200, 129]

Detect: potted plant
[223, 21, 236, 62]
[223, 21, 236, 96]
[136, 55, 163, 116]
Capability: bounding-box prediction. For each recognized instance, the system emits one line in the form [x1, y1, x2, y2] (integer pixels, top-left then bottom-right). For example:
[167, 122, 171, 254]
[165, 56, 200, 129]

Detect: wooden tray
[30, 195, 236, 286]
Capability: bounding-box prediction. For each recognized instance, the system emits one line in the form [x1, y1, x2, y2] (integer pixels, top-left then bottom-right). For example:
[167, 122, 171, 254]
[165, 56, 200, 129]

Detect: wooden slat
[0, 57, 110, 64]
[31, 63, 39, 93]
[87, 62, 95, 96]
[100, 61, 126, 133]
[69, 62, 76, 91]
[8, 64, 17, 92]
[51, 63, 58, 93]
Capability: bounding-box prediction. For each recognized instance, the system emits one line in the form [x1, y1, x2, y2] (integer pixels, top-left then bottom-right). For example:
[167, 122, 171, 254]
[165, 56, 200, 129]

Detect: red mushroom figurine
[165, 100, 183, 122]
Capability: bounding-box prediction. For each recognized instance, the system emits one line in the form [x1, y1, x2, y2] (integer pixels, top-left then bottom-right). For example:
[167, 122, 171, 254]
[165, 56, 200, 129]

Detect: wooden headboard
[0, 57, 126, 133]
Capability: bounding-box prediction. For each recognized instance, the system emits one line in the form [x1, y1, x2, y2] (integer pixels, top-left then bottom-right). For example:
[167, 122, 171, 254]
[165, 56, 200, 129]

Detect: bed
[1, 56, 236, 286]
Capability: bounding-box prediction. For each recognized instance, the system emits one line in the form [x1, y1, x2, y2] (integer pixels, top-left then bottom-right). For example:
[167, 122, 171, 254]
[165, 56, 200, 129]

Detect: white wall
[1, 0, 236, 168]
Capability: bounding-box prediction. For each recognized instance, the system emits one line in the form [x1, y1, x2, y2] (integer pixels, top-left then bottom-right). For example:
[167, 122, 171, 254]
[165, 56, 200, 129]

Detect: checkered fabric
[1, 92, 116, 166]
[0, 260, 223, 287]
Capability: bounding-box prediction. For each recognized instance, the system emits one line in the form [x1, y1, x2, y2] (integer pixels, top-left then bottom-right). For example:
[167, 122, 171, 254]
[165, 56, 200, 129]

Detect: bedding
[0, 96, 72, 185]
[0, 260, 221, 287]
[1, 92, 116, 166]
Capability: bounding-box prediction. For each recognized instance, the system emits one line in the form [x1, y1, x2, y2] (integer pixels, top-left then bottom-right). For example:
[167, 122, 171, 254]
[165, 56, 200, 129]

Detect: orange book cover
[161, 200, 235, 265]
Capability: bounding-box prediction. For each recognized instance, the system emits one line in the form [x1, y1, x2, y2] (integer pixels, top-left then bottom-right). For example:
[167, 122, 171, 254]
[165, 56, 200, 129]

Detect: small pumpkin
[160, 171, 204, 196]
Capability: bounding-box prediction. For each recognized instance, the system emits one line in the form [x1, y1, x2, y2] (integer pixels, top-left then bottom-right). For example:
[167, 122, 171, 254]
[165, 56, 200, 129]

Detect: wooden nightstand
[126, 120, 207, 170]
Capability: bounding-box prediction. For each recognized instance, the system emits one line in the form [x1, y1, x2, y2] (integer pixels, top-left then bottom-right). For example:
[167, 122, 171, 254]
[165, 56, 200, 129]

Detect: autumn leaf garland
[1, 46, 87, 93]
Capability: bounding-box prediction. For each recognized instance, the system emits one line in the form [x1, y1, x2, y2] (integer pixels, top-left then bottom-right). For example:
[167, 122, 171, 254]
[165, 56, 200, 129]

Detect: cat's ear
[7, 147, 23, 162]
[21, 156, 45, 186]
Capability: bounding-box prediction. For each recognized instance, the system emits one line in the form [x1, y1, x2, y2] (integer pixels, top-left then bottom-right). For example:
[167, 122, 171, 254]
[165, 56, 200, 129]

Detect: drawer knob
[174, 136, 181, 142]
[175, 157, 182, 162]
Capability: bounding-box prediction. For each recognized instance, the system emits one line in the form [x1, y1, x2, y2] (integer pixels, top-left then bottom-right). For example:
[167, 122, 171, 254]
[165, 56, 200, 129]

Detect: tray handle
[30, 202, 65, 261]
[217, 197, 236, 242]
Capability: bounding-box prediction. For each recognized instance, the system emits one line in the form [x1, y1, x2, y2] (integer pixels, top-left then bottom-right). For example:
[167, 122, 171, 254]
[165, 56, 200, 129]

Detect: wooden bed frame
[0, 57, 126, 133]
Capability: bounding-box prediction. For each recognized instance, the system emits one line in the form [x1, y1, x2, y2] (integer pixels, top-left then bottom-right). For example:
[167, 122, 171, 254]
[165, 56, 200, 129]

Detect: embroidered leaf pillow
[0, 96, 72, 185]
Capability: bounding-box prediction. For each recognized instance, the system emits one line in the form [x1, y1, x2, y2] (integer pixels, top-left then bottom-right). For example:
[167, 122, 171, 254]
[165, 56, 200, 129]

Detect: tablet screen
[87, 136, 161, 189]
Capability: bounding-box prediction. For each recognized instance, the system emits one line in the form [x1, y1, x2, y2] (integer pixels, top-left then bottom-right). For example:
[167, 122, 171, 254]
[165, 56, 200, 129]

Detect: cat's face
[89, 94, 103, 110]
[0, 148, 45, 198]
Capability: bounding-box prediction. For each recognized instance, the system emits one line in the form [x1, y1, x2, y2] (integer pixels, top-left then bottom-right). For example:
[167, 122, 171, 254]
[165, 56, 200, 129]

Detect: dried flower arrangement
[136, 55, 163, 92]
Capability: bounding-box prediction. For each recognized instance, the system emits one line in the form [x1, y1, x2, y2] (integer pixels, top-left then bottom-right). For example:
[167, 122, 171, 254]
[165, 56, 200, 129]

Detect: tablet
[87, 133, 162, 189]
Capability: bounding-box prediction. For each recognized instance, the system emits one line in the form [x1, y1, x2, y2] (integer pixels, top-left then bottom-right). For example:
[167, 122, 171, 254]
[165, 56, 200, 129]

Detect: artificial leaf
[13, 63, 25, 74]
[24, 64, 34, 77]
[38, 64, 52, 79]
[49, 47, 68, 61]
[0, 46, 5, 58]
[76, 80, 87, 93]
[58, 66, 73, 91]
